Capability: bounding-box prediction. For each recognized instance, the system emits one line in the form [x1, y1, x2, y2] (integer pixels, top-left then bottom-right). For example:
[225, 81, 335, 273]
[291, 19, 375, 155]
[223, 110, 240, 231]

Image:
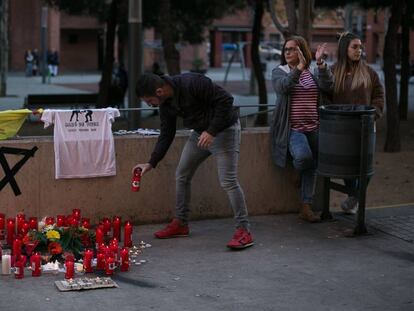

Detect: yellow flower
[46, 230, 60, 240]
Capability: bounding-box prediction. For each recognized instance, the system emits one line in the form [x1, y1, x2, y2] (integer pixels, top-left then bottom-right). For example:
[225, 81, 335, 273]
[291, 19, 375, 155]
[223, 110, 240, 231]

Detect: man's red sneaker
[226, 227, 254, 249]
[154, 219, 189, 239]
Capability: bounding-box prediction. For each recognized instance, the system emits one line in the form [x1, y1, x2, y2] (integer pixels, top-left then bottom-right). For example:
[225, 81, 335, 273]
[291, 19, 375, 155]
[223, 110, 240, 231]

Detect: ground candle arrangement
[0, 209, 148, 279]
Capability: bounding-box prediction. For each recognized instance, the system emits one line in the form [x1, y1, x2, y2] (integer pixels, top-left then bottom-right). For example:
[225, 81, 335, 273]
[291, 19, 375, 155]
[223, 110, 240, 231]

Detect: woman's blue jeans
[288, 129, 318, 204]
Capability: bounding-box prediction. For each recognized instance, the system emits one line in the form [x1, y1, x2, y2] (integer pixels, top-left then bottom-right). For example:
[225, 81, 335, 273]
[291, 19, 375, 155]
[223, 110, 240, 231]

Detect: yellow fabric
[0, 109, 32, 140]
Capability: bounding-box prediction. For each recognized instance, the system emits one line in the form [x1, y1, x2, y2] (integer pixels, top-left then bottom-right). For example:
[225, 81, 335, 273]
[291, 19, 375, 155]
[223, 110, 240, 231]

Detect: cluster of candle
[0, 209, 135, 279]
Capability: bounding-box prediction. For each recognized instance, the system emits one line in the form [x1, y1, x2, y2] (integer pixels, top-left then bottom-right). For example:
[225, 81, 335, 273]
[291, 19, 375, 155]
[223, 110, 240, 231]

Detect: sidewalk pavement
[1, 207, 414, 311]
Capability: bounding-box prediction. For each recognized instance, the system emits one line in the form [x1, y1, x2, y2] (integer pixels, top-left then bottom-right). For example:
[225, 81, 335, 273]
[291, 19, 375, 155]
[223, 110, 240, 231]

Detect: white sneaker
[341, 196, 359, 215]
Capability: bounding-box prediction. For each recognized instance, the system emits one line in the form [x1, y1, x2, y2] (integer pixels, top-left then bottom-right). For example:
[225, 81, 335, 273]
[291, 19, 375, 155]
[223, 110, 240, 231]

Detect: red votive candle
[83, 249, 94, 273]
[120, 247, 129, 272]
[65, 259, 75, 279]
[28, 217, 37, 230]
[6, 218, 15, 246]
[16, 213, 25, 234]
[105, 255, 115, 276]
[72, 209, 81, 220]
[30, 252, 41, 277]
[96, 251, 105, 270]
[102, 218, 111, 235]
[110, 239, 119, 264]
[45, 216, 54, 226]
[56, 215, 66, 227]
[81, 218, 90, 229]
[95, 226, 104, 247]
[124, 221, 133, 247]
[21, 222, 30, 235]
[13, 238, 22, 257]
[0, 213, 5, 240]
[14, 256, 25, 279]
[112, 216, 121, 241]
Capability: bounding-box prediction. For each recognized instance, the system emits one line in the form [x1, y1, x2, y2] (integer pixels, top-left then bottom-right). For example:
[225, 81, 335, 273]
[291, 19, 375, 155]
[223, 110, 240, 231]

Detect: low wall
[0, 129, 300, 224]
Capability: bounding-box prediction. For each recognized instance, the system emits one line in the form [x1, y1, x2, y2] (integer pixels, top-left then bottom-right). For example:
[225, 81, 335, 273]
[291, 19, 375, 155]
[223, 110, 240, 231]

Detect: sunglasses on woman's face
[284, 47, 297, 53]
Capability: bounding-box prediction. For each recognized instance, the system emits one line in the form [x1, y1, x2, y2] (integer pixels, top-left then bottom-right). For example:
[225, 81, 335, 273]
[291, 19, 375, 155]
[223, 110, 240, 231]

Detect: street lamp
[41, 6, 48, 84]
[128, 0, 143, 129]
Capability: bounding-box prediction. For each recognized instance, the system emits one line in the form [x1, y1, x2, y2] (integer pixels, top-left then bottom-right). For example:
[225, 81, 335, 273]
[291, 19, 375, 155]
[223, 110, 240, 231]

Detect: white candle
[2, 254, 11, 275]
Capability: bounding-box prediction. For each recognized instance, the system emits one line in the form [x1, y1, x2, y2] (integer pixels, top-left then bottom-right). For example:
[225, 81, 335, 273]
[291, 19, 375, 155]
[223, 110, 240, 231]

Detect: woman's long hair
[280, 36, 312, 69]
[334, 32, 371, 93]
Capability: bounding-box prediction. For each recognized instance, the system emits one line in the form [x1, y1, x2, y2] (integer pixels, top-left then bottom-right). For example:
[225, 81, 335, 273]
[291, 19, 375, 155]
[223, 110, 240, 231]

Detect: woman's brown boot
[299, 203, 320, 223]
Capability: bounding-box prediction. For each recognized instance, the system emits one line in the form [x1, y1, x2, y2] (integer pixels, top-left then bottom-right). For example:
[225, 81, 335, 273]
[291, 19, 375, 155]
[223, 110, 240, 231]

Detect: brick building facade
[7, 1, 413, 73]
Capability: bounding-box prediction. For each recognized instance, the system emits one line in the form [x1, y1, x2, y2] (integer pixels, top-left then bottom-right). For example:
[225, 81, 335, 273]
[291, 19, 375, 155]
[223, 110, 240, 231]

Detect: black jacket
[148, 73, 238, 168]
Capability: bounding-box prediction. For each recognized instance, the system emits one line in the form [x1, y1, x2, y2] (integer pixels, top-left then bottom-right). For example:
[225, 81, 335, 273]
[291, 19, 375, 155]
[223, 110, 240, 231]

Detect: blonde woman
[271, 36, 333, 222]
[331, 32, 385, 214]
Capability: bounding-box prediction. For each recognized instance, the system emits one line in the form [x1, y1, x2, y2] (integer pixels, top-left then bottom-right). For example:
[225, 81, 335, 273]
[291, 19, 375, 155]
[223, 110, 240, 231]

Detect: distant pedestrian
[48, 49, 59, 76]
[32, 48, 39, 76]
[24, 49, 34, 77]
[330, 32, 384, 215]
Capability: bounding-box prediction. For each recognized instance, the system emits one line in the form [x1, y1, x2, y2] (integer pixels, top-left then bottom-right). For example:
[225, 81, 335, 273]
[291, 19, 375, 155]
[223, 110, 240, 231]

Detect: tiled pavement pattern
[368, 215, 414, 243]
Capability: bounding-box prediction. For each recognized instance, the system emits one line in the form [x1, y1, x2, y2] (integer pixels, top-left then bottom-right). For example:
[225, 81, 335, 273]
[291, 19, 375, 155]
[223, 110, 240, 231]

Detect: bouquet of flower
[23, 223, 95, 263]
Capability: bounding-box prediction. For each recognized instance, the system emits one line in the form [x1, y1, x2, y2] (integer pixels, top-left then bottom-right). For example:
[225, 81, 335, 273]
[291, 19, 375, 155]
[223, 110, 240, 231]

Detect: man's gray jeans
[175, 120, 249, 229]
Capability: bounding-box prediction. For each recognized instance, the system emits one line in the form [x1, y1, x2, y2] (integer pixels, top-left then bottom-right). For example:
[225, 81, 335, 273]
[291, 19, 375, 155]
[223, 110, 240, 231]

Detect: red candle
[83, 249, 94, 273]
[16, 214, 25, 234]
[45, 217, 54, 226]
[13, 238, 22, 257]
[105, 255, 115, 276]
[14, 257, 25, 279]
[21, 222, 30, 235]
[120, 247, 129, 272]
[95, 226, 104, 247]
[81, 218, 90, 229]
[72, 209, 81, 221]
[65, 259, 74, 279]
[110, 239, 119, 264]
[56, 215, 66, 227]
[30, 252, 41, 277]
[0, 213, 5, 240]
[28, 217, 37, 230]
[124, 221, 133, 247]
[96, 251, 105, 270]
[6, 218, 15, 246]
[112, 216, 121, 241]
[102, 218, 111, 235]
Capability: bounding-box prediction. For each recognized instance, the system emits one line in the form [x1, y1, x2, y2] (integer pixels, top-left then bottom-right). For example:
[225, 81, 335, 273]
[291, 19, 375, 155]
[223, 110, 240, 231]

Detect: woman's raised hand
[315, 43, 328, 64]
[296, 46, 306, 71]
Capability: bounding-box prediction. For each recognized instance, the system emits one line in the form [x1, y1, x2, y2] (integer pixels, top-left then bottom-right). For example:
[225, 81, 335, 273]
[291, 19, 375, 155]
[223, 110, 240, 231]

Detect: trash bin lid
[320, 105, 376, 116]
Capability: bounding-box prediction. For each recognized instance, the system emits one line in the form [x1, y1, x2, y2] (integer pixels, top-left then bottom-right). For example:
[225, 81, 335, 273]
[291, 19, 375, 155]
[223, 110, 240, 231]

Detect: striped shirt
[289, 69, 319, 132]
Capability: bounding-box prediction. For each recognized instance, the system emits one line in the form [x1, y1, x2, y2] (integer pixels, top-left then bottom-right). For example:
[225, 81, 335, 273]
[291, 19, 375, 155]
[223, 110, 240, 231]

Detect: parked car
[259, 44, 282, 61]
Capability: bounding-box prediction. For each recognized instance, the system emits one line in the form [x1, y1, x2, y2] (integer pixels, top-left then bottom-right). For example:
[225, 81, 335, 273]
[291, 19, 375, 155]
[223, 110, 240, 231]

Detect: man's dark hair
[135, 73, 165, 97]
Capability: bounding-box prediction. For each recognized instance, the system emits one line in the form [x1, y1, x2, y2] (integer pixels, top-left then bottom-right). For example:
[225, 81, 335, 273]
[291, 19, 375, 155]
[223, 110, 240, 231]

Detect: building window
[68, 34, 79, 44]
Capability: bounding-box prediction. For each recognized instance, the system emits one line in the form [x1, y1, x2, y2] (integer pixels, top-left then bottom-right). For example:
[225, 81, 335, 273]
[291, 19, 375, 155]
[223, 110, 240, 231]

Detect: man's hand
[197, 131, 214, 149]
[132, 163, 153, 176]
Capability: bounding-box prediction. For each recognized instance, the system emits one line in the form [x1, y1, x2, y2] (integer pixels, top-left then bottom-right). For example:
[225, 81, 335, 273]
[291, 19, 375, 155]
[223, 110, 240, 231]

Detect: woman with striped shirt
[270, 36, 333, 222]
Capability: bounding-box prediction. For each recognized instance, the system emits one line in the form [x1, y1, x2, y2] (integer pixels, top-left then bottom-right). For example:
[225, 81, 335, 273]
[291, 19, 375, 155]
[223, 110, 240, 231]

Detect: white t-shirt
[41, 108, 120, 179]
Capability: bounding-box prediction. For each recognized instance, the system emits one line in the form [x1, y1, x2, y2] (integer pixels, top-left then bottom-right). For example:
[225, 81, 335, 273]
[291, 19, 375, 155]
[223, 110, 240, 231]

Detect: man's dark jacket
[148, 73, 238, 168]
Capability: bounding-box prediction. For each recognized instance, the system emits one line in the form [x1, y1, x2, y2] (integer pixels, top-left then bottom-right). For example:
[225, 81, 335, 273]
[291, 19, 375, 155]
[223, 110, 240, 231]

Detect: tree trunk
[97, 0, 119, 108]
[267, 0, 289, 38]
[160, 0, 180, 75]
[383, 2, 402, 152]
[399, 0, 410, 120]
[0, 0, 8, 97]
[284, 0, 297, 36]
[297, 0, 314, 45]
[252, 0, 268, 126]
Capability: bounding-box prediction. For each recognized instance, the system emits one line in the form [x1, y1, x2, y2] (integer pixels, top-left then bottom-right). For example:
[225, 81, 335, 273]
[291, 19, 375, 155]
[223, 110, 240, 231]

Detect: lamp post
[128, 0, 143, 129]
[41, 6, 48, 84]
